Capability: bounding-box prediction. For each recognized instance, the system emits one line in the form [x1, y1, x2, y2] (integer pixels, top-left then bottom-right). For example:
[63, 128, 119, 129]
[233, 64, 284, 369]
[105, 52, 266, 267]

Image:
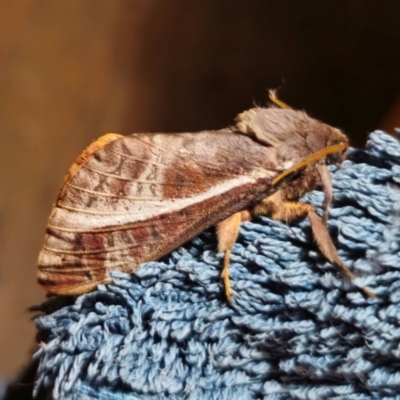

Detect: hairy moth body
[38, 99, 374, 298]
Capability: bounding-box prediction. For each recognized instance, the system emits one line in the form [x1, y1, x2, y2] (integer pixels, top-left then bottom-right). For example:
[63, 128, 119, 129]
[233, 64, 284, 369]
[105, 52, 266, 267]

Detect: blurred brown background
[1, 0, 400, 379]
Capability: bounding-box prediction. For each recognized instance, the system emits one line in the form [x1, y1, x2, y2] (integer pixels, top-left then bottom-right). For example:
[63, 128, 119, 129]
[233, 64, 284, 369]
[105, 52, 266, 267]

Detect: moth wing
[38, 130, 279, 295]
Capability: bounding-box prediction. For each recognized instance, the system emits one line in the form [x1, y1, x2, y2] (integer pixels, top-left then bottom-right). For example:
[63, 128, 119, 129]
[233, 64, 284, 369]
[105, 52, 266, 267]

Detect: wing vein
[47, 221, 150, 233]
[66, 183, 163, 200]
[43, 242, 142, 255]
[56, 203, 136, 215]
[83, 165, 192, 185]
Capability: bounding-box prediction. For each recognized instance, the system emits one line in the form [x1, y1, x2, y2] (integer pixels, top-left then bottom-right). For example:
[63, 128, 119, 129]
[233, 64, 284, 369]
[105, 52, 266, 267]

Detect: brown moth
[37, 93, 375, 298]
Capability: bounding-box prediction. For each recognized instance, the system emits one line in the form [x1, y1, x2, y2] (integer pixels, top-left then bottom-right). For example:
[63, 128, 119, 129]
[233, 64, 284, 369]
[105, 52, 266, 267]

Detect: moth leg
[308, 211, 375, 298]
[253, 191, 375, 298]
[317, 163, 333, 224]
[216, 210, 251, 300]
[253, 190, 312, 222]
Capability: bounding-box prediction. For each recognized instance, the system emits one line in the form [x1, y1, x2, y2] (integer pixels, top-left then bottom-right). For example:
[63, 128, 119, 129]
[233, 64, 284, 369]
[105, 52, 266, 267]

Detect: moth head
[271, 124, 349, 187]
[323, 127, 349, 166]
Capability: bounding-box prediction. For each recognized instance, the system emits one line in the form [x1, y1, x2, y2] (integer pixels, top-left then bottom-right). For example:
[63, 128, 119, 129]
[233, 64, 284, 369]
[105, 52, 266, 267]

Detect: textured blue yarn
[34, 131, 400, 400]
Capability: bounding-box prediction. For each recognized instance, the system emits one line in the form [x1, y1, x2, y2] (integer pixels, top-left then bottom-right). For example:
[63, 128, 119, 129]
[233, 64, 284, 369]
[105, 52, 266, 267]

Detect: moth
[37, 93, 374, 298]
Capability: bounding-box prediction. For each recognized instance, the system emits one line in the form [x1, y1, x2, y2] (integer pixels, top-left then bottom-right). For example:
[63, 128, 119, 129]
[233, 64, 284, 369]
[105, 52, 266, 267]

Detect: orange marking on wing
[64, 133, 122, 185]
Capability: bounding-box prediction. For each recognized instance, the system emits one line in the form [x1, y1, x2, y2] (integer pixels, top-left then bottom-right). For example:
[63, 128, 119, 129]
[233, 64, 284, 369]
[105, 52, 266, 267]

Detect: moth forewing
[37, 101, 374, 298]
[37, 130, 279, 295]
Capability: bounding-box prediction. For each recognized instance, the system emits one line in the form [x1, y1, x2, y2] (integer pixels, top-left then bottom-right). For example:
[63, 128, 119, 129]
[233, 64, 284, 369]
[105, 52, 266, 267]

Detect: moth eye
[326, 150, 346, 165]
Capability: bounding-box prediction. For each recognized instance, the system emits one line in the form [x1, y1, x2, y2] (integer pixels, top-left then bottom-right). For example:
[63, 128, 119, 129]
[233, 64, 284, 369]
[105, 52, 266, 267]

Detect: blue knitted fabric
[34, 131, 400, 400]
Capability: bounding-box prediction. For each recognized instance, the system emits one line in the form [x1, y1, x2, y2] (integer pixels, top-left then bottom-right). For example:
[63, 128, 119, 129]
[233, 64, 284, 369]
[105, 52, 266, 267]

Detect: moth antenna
[268, 90, 291, 109]
[317, 164, 333, 224]
[272, 143, 347, 186]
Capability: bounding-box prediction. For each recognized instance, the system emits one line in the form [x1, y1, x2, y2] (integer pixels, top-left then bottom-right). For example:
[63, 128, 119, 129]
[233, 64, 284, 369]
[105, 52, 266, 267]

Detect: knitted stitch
[33, 131, 400, 400]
